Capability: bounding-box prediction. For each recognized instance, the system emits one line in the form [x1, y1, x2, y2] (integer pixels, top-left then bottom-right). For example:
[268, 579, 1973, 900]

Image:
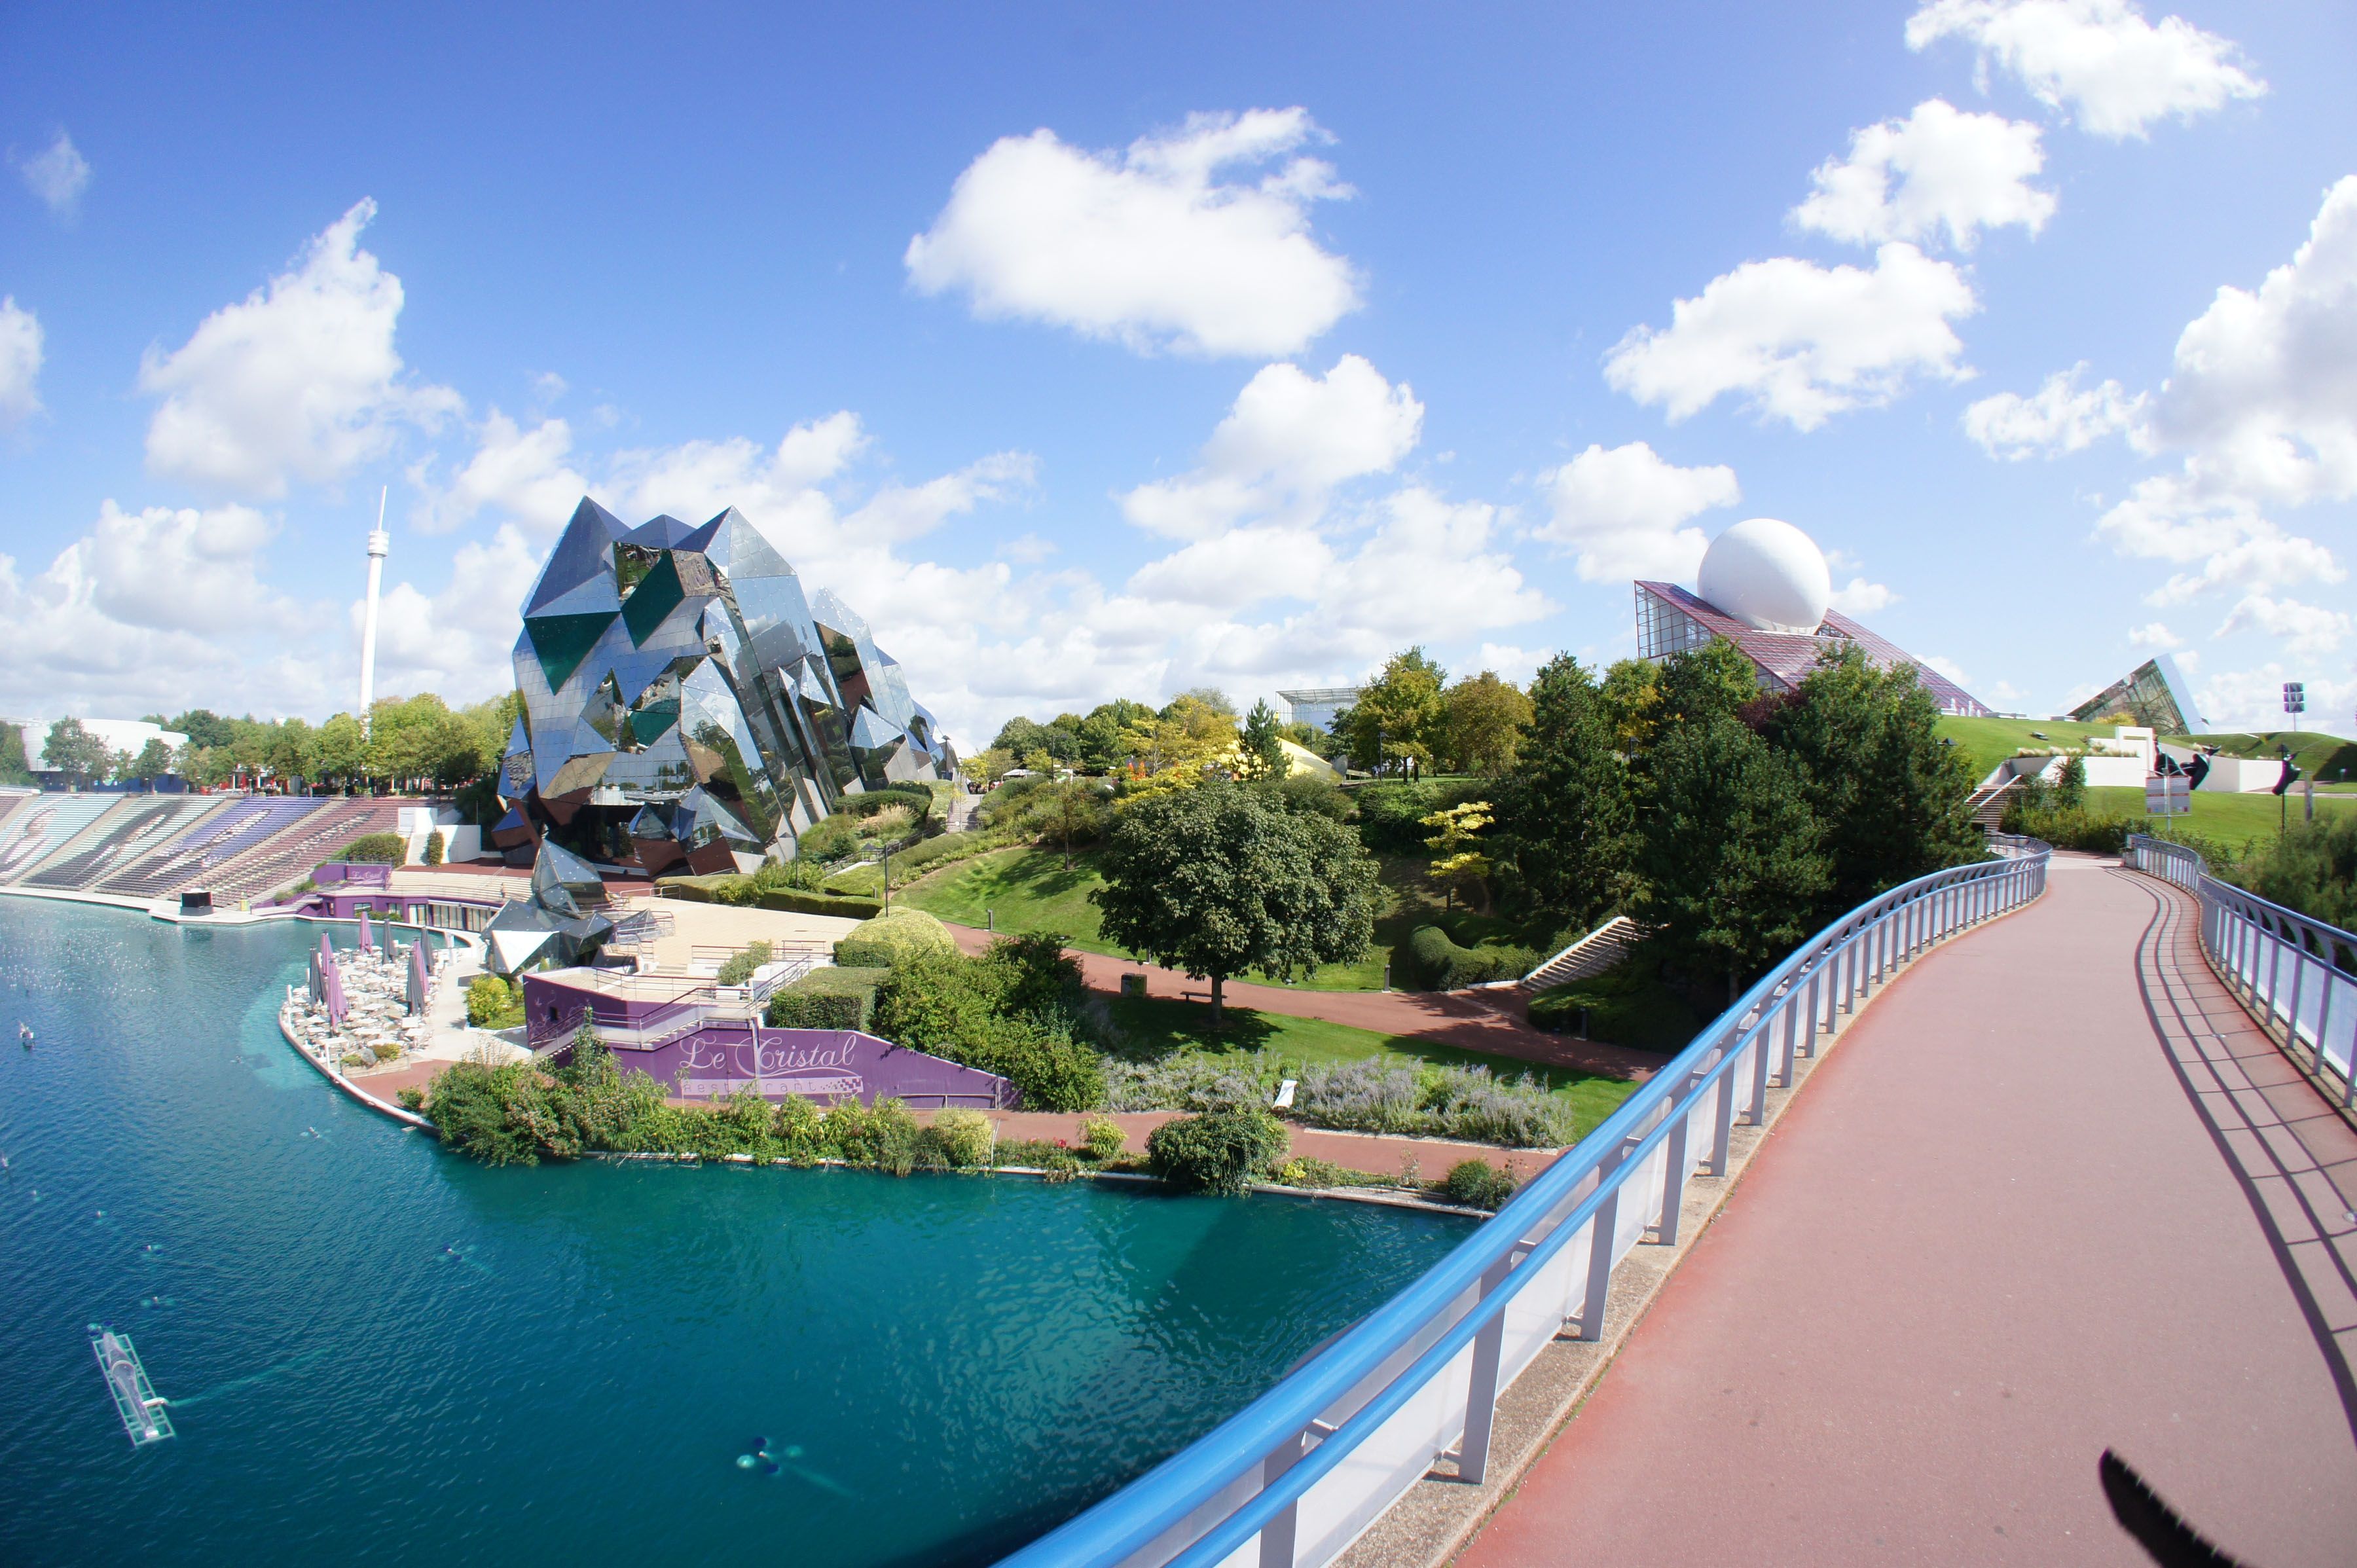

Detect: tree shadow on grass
[1104, 994, 1282, 1061]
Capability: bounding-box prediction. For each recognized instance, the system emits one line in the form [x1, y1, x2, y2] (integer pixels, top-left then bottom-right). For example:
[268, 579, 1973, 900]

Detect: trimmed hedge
[764, 966, 888, 1032]
[838, 785, 936, 821]
[1403, 924, 1536, 990]
[834, 907, 957, 968]
[655, 875, 881, 918]
[335, 831, 408, 864]
[757, 888, 882, 919]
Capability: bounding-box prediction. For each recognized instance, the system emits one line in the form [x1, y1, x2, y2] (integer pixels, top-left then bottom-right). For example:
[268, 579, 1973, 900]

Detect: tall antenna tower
[359, 486, 389, 735]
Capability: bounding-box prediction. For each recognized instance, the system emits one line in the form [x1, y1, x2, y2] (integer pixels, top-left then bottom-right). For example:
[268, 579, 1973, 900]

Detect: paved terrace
[1456, 854, 2357, 1567]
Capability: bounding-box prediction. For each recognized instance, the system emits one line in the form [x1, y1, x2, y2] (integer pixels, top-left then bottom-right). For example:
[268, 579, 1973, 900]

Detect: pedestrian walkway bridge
[998, 835, 2357, 1567]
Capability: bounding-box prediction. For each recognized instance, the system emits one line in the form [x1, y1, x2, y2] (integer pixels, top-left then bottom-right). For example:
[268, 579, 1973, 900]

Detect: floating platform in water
[90, 1327, 174, 1446]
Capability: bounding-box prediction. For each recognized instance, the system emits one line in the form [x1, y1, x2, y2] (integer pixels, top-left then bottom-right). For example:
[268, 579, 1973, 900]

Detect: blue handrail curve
[1000, 837, 2051, 1568]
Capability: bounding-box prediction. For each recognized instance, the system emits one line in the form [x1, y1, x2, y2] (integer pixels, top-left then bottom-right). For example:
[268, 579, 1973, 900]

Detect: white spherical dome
[1696, 518, 1832, 634]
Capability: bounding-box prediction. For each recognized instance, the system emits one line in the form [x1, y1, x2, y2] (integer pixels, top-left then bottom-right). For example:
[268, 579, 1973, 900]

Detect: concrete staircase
[1518, 915, 1640, 991]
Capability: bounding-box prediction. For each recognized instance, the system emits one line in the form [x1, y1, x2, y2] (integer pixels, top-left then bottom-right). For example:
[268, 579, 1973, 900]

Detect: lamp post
[2282, 682, 2307, 834]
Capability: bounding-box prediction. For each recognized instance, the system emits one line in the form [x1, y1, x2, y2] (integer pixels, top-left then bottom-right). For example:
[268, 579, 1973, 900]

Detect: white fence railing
[2126, 834, 2356, 1096]
[996, 842, 2051, 1568]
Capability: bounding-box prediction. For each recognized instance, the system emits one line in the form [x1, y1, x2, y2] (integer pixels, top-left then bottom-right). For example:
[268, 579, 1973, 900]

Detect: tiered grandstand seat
[24, 796, 229, 891]
[0, 795, 124, 884]
[204, 799, 405, 902]
[0, 793, 29, 829]
[100, 796, 326, 898]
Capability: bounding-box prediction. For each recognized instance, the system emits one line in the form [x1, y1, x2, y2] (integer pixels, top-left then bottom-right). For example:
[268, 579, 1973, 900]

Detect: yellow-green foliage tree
[1340, 647, 1447, 773]
[1422, 799, 1495, 910]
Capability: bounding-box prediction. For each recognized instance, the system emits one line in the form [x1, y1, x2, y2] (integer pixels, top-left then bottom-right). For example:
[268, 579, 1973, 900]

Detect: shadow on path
[2119, 866, 2357, 1449]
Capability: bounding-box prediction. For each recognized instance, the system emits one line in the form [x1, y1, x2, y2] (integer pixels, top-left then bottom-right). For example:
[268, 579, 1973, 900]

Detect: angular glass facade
[2070, 655, 2204, 735]
[500, 499, 959, 875]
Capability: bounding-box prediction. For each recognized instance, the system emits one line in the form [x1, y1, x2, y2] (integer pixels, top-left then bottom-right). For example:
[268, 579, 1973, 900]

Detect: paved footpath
[941, 922, 1656, 1081]
[1457, 855, 2357, 1567]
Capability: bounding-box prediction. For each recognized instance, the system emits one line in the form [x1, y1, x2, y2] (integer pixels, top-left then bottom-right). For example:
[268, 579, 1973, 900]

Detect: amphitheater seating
[23, 797, 230, 891]
[100, 796, 326, 898]
[0, 795, 124, 884]
[204, 799, 406, 902]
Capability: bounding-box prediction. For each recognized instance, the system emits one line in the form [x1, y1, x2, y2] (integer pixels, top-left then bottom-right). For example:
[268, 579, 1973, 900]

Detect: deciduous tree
[1340, 647, 1448, 774]
[1440, 671, 1533, 775]
[1093, 783, 1377, 1026]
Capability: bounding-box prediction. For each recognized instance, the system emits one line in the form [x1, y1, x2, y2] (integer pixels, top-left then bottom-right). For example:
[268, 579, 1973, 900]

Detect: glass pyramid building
[494, 498, 959, 875]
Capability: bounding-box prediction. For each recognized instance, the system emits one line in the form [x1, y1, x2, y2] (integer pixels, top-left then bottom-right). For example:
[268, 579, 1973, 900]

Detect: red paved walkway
[1458, 856, 2357, 1566]
[941, 922, 1655, 1081]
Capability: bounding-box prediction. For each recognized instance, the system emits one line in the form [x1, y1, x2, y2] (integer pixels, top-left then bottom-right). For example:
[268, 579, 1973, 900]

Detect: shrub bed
[1146, 1110, 1290, 1194]
[466, 974, 525, 1029]
[871, 938, 1106, 1110]
[1438, 1158, 1516, 1210]
[1099, 1051, 1575, 1148]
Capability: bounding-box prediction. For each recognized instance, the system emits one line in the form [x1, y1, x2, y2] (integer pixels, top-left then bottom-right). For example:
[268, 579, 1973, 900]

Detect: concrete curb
[1334, 893, 2048, 1568]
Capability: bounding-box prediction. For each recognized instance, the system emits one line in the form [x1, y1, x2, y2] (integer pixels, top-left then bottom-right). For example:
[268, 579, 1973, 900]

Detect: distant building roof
[2070, 655, 2202, 734]
[16, 718, 189, 773]
[1634, 581, 1994, 718]
[1276, 687, 1363, 704]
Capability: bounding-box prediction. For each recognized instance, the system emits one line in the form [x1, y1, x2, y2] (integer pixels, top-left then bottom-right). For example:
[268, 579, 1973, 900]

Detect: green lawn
[1935, 715, 2182, 781]
[897, 845, 1117, 951]
[1105, 993, 1641, 1140]
[2084, 785, 2357, 850]
[896, 845, 1561, 993]
[2180, 731, 2357, 786]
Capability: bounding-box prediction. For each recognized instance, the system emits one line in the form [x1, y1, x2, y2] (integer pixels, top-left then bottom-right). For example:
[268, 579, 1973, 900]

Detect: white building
[10, 718, 189, 783]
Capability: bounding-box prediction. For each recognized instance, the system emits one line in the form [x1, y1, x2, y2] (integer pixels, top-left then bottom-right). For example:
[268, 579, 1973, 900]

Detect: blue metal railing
[1000, 841, 2051, 1568]
[2126, 834, 2357, 1097]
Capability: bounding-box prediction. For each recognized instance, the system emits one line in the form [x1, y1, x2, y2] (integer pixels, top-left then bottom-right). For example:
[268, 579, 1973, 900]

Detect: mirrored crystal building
[494, 498, 958, 875]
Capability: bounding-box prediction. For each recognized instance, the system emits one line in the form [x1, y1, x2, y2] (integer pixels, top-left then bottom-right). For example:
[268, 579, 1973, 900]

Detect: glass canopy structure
[496, 498, 958, 875]
[2070, 655, 2204, 735]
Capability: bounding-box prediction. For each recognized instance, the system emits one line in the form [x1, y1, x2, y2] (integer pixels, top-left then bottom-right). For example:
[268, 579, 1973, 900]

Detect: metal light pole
[2282, 682, 2307, 835]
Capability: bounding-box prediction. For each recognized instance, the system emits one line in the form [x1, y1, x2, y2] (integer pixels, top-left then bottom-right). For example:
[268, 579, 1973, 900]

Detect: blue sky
[2, 0, 2352, 746]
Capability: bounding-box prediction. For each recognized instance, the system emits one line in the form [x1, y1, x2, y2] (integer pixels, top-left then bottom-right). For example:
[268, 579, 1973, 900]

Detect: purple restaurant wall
[524, 972, 1018, 1108]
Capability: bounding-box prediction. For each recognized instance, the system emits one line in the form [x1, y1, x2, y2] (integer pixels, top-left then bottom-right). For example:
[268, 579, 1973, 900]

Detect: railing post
[1454, 1255, 1514, 1486]
[1709, 1044, 1738, 1175]
[1747, 1023, 1771, 1124]
[1776, 994, 1798, 1087]
[1257, 1427, 1309, 1568]
[1657, 1085, 1696, 1247]
[1573, 1155, 1624, 1342]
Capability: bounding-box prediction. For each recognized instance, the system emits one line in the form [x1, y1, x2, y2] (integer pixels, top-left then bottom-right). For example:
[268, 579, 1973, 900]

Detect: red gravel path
[1457, 856, 2357, 1567]
[941, 922, 1654, 1081]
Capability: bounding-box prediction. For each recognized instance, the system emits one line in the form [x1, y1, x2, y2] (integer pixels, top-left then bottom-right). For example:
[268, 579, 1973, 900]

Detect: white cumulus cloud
[1831, 577, 1897, 615]
[1535, 441, 1739, 582]
[2095, 179, 2357, 608]
[1964, 363, 2147, 458]
[2215, 595, 2352, 659]
[14, 130, 90, 217]
[0, 297, 41, 427]
[2128, 621, 2182, 649]
[411, 412, 589, 536]
[0, 500, 309, 716]
[905, 108, 1361, 357]
[1793, 99, 2055, 250]
[139, 199, 462, 498]
[1905, 0, 2265, 140]
[1605, 244, 1978, 430]
[1120, 356, 1421, 539]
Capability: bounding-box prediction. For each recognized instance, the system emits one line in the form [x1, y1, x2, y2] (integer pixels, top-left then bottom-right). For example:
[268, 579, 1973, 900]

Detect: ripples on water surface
[0, 900, 1469, 1567]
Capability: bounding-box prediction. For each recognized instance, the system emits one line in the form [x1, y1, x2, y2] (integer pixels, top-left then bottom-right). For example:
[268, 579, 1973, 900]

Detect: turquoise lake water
[0, 900, 1470, 1566]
